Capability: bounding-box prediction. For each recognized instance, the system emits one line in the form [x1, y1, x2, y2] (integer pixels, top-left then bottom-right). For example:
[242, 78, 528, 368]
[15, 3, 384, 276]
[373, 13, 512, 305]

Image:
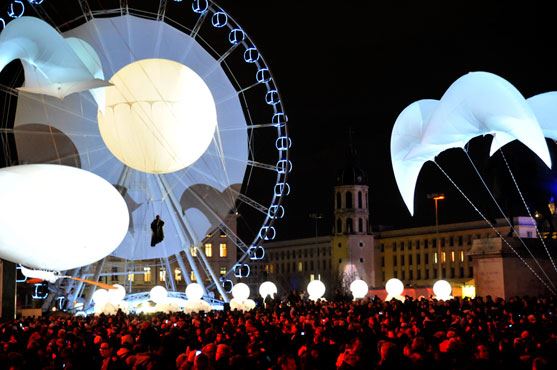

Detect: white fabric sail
[391, 72, 551, 215]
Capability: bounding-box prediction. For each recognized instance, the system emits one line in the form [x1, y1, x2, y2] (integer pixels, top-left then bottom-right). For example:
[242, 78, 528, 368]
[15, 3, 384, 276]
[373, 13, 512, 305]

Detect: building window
[346, 191, 353, 208]
[359, 258, 364, 263]
[111, 266, 118, 282]
[417, 270, 421, 280]
[127, 271, 134, 282]
[460, 250, 464, 262]
[409, 254, 413, 265]
[190, 271, 196, 281]
[451, 251, 455, 263]
[393, 256, 397, 266]
[401, 255, 405, 265]
[358, 218, 363, 233]
[219, 267, 226, 276]
[401, 270, 405, 280]
[219, 243, 227, 257]
[338, 258, 342, 264]
[144, 267, 151, 282]
[381, 257, 385, 267]
[205, 243, 212, 257]
[425, 254, 429, 264]
[442, 252, 446, 263]
[393, 242, 397, 252]
[337, 218, 342, 233]
[190, 246, 197, 257]
[417, 254, 421, 265]
[458, 236, 463, 245]
[346, 218, 353, 233]
[358, 191, 363, 208]
[336, 192, 341, 209]
[174, 268, 182, 282]
[338, 242, 342, 249]
[380, 243, 385, 252]
[310, 260, 314, 270]
[527, 231, 533, 238]
[159, 268, 166, 282]
[401, 242, 405, 251]
[409, 270, 413, 280]
[434, 252, 438, 264]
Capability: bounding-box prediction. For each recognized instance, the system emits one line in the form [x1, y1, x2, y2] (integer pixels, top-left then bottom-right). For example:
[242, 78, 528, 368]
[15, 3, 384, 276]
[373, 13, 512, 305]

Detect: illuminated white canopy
[98, 58, 217, 174]
[391, 72, 551, 215]
[0, 164, 129, 271]
[13, 15, 249, 260]
[0, 17, 108, 103]
[527, 92, 557, 140]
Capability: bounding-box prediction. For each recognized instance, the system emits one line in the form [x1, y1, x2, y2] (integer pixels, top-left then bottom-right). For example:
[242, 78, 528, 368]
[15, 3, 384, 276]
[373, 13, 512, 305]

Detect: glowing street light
[428, 193, 445, 279]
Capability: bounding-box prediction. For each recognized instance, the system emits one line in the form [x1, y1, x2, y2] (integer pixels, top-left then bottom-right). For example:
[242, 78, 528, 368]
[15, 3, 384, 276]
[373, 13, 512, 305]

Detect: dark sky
[219, 0, 557, 239]
[3, 0, 557, 241]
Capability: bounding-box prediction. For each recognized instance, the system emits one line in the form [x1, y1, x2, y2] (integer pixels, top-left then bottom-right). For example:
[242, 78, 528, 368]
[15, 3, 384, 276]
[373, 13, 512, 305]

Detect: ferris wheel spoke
[120, 0, 129, 15]
[218, 123, 281, 132]
[157, 0, 169, 21]
[189, 7, 209, 40]
[233, 191, 269, 215]
[77, 0, 94, 22]
[0, 128, 100, 139]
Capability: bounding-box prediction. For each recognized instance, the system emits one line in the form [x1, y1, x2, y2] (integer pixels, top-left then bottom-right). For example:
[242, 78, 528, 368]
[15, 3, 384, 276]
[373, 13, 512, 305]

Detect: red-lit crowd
[1, 294, 556, 370]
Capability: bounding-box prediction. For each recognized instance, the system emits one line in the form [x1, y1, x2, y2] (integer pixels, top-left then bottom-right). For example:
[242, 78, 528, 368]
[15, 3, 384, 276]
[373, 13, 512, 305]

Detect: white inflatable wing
[0, 16, 108, 102]
[391, 99, 439, 215]
[427, 72, 550, 167]
[391, 72, 551, 215]
[527, 92, 557, 140]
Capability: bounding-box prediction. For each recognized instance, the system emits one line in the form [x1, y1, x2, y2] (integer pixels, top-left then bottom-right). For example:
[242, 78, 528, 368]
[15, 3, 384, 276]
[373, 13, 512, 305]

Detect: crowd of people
[1, 294, 556, 370]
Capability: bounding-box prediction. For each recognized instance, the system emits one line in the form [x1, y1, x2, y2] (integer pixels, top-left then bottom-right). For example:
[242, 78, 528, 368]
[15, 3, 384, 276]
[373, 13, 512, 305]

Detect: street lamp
[427, 193, 445, 279]
[309, 213, 324, 240]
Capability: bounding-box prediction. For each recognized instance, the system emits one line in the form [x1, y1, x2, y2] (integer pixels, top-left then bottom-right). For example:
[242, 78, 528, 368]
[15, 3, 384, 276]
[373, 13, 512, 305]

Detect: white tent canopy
[391, 71, 551, 215]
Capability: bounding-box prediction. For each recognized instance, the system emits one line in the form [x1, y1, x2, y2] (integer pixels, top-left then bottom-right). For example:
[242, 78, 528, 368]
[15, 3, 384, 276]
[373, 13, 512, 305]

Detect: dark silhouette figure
[150, 215, 165, 247]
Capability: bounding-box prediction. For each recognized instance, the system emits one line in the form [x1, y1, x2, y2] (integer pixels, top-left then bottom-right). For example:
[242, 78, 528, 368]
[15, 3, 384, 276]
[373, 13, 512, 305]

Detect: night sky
[220, 0, 557, 239]
[2, 0, 557, 241]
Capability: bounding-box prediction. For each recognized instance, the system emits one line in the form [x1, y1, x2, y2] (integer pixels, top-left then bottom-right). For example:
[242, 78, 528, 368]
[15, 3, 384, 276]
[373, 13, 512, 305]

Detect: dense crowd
[1, 294, 556, 370]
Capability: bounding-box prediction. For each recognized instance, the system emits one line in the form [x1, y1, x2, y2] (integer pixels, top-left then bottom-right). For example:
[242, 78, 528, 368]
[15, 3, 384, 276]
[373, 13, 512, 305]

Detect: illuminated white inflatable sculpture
[307, 280, 326, 301]
[229, 283, 256, 311]
[184, 283, 211, 314]
[0, 17, 108, 104]
[433, 280, 452, 300]
[349, 279, 369, 299]
[391, 72, 551, 215]
[385, 278, 404, 301]
[93, 285, 129, 315]
[0, 164, 129, 271]
[149, 285, 168, 304]
[259, 281, 278, 299]
[98, 58, 217, 174]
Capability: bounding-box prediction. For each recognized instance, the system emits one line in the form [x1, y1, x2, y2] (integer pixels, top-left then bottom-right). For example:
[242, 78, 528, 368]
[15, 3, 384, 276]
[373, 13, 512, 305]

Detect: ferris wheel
[0, 0, 290, 302]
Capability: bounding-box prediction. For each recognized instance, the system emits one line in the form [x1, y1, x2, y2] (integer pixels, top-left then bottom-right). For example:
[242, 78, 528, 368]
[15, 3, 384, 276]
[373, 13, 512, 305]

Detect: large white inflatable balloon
[0, 164, 129, 271]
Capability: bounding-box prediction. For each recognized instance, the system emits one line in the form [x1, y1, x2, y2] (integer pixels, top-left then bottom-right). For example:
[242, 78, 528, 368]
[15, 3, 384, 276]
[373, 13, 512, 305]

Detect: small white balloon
[385, 278, 404, 297]
[185, 283, 204, 300]
[92, 289, 109, 306]
[307, 280, 325, 300]
[433, 280, 452, 300]
[259, 281, 277, 299]
[149, 285, 168, 304]
[350, 279, 369, 299]
[107, 284, 126, 304]
[231, 282, 250, 300]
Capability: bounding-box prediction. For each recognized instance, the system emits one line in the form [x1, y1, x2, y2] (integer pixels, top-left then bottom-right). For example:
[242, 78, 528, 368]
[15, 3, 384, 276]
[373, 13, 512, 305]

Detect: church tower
[331, 132, 380, 288]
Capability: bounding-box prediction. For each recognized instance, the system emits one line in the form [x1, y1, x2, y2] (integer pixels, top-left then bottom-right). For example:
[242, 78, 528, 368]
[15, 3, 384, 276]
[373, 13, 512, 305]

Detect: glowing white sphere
[107, 284, 126, 304]
[92, 289, 109, 306]
[185, 283, 204, 300]
[259, 281, 278, 299]
[350, 279, 369, 299]
[149, 285, 168, 304]
[385, 278, 404, 297]
[98, 58, 217, 174]
[433, 280, 452, 300]
[307, 280, 326, 300]
[0, 164, 129, 271]
[231, 282, 250, 300]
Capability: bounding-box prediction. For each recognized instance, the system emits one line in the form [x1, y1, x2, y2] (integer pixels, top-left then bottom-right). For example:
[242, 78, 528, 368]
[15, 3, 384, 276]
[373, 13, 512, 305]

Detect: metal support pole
[83, 258, 106, 310]
[175, 253, 192, 285]
[163, 257, 176, 291]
